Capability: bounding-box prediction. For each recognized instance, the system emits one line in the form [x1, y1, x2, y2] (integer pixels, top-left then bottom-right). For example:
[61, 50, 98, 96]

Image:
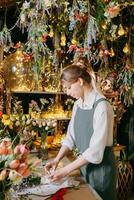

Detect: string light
[123, 43, 130, 54]
[118, 24, 125, 36]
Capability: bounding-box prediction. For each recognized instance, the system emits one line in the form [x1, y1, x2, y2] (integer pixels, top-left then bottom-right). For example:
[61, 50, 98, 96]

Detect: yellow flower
[2, 114, 9, 120]
[2, 119, 12, 126]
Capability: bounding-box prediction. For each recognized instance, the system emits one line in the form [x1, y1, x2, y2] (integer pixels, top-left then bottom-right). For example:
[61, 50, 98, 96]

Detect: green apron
[74, 98, 117, 200]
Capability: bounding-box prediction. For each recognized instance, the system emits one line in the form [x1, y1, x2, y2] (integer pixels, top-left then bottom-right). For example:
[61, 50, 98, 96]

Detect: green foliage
[95, 0, 106, 24]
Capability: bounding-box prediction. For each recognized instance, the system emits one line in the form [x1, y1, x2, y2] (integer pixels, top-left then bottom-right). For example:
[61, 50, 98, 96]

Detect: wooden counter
[24, 151, 102, 200]
[28, 180, 102, 200]
[27, 153, 102, 200]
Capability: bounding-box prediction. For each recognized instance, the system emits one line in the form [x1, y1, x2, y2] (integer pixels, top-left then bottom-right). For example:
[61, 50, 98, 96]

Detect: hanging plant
[84, 15, 99, 47]
[0, 25, 12, 47]
[117, 60, 134, 106]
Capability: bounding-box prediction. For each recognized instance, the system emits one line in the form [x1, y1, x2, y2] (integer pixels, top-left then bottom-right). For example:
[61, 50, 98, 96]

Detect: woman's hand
[51, 166, 70, 182]
[44, 158, 59, 174]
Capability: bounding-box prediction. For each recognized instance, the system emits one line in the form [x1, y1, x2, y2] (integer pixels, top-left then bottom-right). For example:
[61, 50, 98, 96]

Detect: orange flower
[9, 160, 20, 169]
[0, 138, 12, 155]
[22, 168, 31, 177]
[107, 6, 120, 18]
[17, 163, 28, 176]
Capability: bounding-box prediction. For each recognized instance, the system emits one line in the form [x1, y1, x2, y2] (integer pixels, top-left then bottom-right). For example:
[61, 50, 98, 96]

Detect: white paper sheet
[17, 176, 80, 197]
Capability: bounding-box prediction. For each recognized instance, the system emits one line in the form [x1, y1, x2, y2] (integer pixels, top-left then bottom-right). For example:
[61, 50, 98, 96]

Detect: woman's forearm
[55, 145, 71, 162]
[51, 156, 89, 181]
[64, 156, 89, 174]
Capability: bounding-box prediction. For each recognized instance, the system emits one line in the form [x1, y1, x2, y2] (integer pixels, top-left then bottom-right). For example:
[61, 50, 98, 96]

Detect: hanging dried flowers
[0, 25, 12, 47]
[117, 60, 134, 106]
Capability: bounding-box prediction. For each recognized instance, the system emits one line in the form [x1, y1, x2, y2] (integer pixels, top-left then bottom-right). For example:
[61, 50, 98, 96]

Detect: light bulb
[118, 24, 125, 36]
[101, 21, 107, 30]
[110, 48, 115, 57]
[60, 33, 66, 46]
[123, 43, 130, 54]
[71, 38, 77, 45]
[49, 29, 54, 37]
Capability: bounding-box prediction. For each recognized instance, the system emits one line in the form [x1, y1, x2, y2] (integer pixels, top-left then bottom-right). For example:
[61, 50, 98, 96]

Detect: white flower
[45, 126, 49, 131]
[47, 121, 51, 127]
[45, 0, 51, 7]
[23, 1, 30, 9]
[9, 170, 22, 184]
[42, 121, 46, 126]
[20, 14, 26, 23]
[52, 122, 57, 127]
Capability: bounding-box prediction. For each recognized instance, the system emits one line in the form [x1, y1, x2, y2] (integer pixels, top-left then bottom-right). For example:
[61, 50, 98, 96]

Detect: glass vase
[39, 131, 48, 160]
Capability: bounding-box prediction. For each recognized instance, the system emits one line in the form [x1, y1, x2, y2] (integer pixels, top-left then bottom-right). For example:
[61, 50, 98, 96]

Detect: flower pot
[117, 161, 133, 200]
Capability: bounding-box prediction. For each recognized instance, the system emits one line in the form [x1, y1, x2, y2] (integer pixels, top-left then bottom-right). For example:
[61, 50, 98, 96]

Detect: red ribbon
[51, 188, 67, 200]
[0, 111, 3, 118]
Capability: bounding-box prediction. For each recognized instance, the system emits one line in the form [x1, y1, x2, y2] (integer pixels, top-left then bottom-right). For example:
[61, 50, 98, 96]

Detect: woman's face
[62, 79, 84, 99]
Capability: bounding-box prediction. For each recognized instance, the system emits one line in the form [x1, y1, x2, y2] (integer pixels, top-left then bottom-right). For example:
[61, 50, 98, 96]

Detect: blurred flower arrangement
[0, 99, 36, 146]
[65, 98, 74, 117]
[32, 118, 57, 159]
[0, 137, 41, 199]
[65, 98, 74, 111]
[0, 98, 57, 152]
[29, 98, 50, 119]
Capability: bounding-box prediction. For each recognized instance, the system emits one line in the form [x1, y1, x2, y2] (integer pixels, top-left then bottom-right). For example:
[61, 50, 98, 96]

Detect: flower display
[0, 138, 41, 198]
[65, 98, 74, 111]
[32, 118, 57, 151]
[0, 99, 57, 150]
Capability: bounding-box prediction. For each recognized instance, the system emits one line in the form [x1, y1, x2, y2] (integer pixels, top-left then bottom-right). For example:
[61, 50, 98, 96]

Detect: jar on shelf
[6, 50, 35, 91]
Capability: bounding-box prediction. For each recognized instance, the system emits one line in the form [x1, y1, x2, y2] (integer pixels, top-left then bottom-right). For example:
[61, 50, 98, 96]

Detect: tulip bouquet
[0, 138, 41, 199]
[32, 118, 57, 159]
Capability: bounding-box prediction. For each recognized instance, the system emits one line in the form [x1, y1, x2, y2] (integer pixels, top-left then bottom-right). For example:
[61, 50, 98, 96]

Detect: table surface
[25, 152, 102, 200]
[27, 181, 101, 200]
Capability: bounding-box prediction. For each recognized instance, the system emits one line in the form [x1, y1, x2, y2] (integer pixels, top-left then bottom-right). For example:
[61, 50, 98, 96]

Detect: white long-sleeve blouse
[62, 89, 114, 164]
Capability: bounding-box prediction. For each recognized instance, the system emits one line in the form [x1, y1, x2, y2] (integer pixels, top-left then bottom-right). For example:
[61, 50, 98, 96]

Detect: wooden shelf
[11, 91, 65, 95]
[32, 117, 71, 121]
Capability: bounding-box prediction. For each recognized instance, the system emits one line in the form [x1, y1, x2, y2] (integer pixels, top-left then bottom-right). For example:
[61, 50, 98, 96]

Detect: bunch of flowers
[65, 98, 74, 111]
[29, 100, 41, 114]
[0, 138, 41, 198]
[0, 113, 36, 145]
[32, 118, 57, 147]
[29, 98, 50, 117]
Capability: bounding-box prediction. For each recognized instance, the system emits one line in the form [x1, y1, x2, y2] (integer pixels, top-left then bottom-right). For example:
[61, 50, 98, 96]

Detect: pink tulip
[9, 160, 20, 169]
[14, 145, 20, 154]
[0, 147, 9, 155]
[20, 154, 28, 163]
[17, 163, 28, 175]
[14, 144, 29, 155]
[19, 144, 29, 155]
[1, 138, 12, 147]
[32, 159, 41, 167]
[22, 168, 31, 177]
